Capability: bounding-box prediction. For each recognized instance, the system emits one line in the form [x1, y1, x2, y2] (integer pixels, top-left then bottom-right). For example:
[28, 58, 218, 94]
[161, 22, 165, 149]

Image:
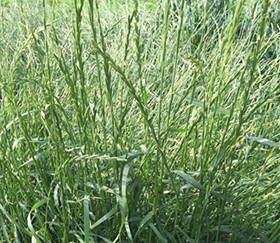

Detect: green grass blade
[83, 195, 91, 243]
[174, 170, 205, 191]
[27, 198, 48, 242]
[148, 223, 168, 243]
[91, 206, 117, 230]
[121, 164, 133, 241]
[245, 136, 277, 147]
[134, 211, 154, 239]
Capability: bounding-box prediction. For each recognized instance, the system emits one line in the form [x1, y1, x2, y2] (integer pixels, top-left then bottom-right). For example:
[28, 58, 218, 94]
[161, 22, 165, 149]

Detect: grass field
[0, 0, 279, 242]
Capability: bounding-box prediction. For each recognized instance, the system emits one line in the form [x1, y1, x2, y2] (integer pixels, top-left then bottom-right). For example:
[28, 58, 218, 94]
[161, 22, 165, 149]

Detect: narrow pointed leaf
[91, 206, 117, 229]
[174, 170, 205, 191]
[245, 136, 277, 147]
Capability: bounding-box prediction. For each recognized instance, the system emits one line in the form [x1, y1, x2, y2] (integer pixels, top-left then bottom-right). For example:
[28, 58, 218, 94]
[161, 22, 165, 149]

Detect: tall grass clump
[0, 0, 279, 242]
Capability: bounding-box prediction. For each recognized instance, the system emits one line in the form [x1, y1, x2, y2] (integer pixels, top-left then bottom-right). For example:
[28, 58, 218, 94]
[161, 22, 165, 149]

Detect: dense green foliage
[0, 0, 279, 242]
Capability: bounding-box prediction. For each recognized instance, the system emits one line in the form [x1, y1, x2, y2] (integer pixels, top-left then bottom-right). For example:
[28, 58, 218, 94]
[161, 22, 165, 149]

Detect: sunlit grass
[0, 0, 279, 242]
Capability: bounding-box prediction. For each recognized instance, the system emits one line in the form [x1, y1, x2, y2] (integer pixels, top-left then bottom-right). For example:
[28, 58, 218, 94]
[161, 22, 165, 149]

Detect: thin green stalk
[94, 0, 120, 181]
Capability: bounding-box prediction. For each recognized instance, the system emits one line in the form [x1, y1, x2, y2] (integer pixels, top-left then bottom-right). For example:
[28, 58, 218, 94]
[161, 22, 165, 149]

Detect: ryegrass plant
[0, 0, 279, 242]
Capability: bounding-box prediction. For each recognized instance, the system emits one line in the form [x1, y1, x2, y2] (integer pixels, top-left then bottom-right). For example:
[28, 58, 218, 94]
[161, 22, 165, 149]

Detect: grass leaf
[91, 206, 117, 230]
[149, 223, 168, 243]
[174, 170, 205, 191]
[245, 136, 277, 147]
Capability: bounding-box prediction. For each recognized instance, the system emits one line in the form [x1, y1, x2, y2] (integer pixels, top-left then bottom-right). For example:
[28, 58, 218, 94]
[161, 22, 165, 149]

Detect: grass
[0, 0, 279, 242]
